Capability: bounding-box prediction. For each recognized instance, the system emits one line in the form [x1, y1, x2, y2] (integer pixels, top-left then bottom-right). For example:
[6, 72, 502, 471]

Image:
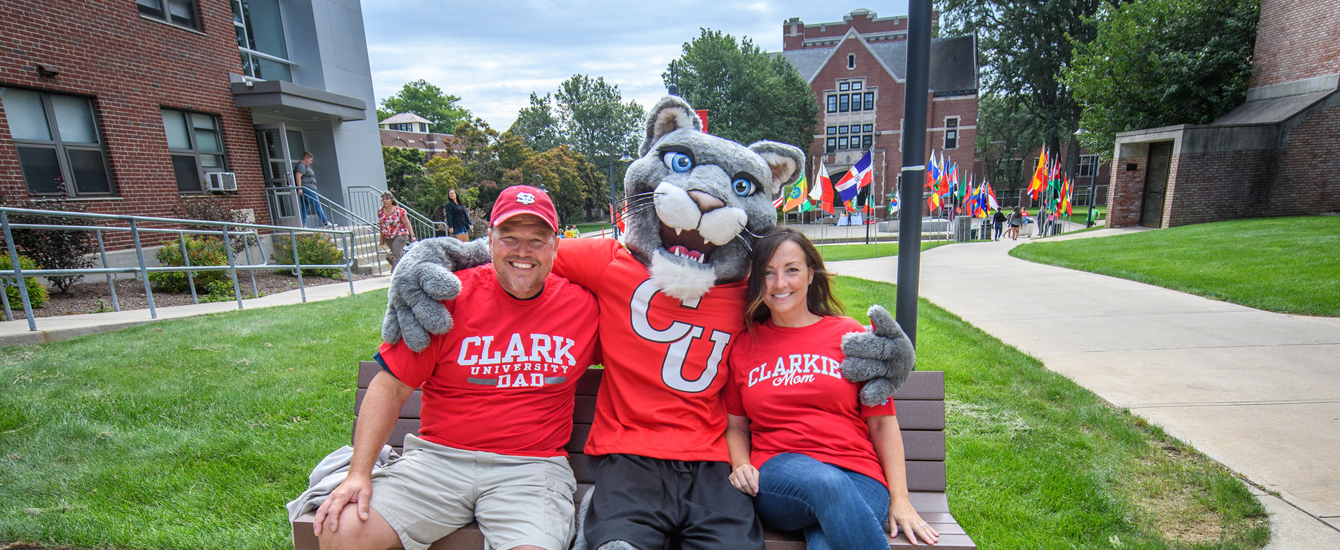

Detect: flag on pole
[890, 191, 900, 214]
[783, 173, 809, 212]
[834, 151, 873, 206]
[772, 194, 785, 209]
[1028, 148, 1048, 200]
[812, 162, 835, 214]
[986, 181, 1000, 211]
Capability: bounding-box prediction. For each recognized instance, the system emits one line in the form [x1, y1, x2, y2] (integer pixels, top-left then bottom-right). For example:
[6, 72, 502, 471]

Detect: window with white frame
[944, 117, 959, 149]
[161, 109, 229, 193]
[138, 0, 199, 30]
[233, 0, 296, 82]
[1, 88, 114, 196]
[1078, 154, 1098, 177]
[847, 54, 856, 69]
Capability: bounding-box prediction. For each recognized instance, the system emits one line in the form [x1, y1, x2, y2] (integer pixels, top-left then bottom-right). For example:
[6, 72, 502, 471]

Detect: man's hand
[728, 463, 760, 496]
[840, 305, 915, 407]
[312, 474, 373, 536]
[382, 237, 490, 351]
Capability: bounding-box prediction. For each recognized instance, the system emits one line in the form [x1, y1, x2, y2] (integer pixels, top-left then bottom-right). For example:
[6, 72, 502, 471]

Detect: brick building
[775, 8, 979, 212]
[0, 0, 384, 239]
[1107, 0, 1340, 228]
[378, 113, 457, 160]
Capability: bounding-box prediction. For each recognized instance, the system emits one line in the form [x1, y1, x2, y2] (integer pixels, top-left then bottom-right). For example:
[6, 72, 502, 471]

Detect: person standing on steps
[295, 152, 334, 228]
[379, 192, 415, 271]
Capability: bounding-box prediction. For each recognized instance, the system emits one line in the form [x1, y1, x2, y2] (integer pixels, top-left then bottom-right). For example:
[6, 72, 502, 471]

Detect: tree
[976, 92, 1044, 203]
[377, 80, 472, 134]
[666, 29, 820, 151]
[509, 93, 564, 153]
[553, 75, 644, 163]
[942, 0, 1116, 178]
[382, 146, 429, 194]
[1065, 0, 1259, 159]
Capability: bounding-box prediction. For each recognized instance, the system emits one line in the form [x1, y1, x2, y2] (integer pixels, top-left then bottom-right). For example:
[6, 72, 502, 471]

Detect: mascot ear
[640, 96, 702, 157]
[748, 141, 805, 198]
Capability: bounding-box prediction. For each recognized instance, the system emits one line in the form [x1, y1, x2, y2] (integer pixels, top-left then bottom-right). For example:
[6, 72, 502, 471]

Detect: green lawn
[574, 222, 613, 233]
[0, 279, 1266, 550]
[1012, 216, 1340, 316]
[818, 240, 948, 262]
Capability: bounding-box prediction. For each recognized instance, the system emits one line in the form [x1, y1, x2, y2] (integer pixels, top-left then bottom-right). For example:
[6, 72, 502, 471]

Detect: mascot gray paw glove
[381, 237, 472, 352]
[841, 305, 915, 407]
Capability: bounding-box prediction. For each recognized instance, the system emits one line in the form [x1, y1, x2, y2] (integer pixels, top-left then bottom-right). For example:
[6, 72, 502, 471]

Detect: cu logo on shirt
[629, 280, 730, 393]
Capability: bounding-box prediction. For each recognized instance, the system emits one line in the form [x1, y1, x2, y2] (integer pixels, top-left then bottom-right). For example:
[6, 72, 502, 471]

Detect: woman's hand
[890, 499, 939, 546]
[728, 463, 760, 496]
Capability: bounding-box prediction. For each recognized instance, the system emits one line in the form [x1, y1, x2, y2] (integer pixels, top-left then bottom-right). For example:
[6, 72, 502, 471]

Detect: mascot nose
[688, 190, 725, 213]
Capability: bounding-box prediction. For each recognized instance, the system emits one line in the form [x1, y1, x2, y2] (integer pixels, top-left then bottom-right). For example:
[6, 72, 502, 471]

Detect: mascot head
[623, 96, 804, 301]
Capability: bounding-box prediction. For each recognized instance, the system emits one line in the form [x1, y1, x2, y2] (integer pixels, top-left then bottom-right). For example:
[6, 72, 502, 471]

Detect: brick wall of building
[783, 11, 912, 51]
[1273, 103, 1340, 215]
[1248, 0, 1340, 89]
[0, 0, 268, 247]
[1107, 154, 1146, 228]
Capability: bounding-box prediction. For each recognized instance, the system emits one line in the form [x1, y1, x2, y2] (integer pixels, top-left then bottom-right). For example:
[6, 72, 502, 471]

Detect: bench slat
[891, 371, 945, 400]
[905, 461, 947, 492]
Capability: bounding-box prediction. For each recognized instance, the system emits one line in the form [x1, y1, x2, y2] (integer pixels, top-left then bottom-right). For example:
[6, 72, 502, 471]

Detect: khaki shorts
[369, 435, 577, 550]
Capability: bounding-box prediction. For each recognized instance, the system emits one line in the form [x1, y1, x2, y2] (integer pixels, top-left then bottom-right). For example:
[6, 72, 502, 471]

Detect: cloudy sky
[362, 1, 911, 130]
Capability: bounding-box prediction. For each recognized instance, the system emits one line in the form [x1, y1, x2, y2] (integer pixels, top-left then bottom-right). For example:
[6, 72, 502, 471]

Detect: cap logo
[516, 192, 536, 205]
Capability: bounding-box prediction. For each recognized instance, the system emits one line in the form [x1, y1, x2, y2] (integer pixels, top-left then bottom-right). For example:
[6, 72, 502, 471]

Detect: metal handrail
[346, 185, 444, 239]
[267, 186, 385, 275]
[0, 206, 357, 332]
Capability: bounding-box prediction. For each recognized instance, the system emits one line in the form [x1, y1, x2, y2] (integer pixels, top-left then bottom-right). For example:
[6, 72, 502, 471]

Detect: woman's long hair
[743, 226, 845, 329]
[448, 188, 464, 206]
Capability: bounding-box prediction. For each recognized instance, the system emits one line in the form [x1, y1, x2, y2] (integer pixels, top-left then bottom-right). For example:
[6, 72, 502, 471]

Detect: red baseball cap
[490, 185, 559, 233]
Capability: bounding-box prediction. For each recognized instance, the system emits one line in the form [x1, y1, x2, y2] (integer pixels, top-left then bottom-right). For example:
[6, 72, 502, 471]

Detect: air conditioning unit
[207, 172, 237, 192]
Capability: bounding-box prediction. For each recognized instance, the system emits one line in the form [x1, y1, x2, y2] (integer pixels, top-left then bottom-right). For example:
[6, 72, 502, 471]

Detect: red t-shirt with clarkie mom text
[724, 316, 896, 485]
[376, 265, 600, 457]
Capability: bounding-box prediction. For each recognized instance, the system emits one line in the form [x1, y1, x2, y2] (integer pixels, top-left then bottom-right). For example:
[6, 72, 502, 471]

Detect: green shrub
[201, 279, 238, 303]
[5, 201, 96, 293]
[271, 234, 346, 278]
[4, 255, 48, 309]
[149, 237, 231, 293]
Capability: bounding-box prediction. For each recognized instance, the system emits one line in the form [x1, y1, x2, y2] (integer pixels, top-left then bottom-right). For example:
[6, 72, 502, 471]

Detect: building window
[862, 124, 873, 133]
[852, 81, 862, 91]
[138, 0, 199, 30]
[1079, 154, 1098, 177]
[850, 94, 862, 112]
[862, 135, 873, 149]
[826, 126, 837, 135]
[1, 88, 113, 196]
[233, 0, 296, 82]
[839, 82, 850, 92]
[839, 94, 849, 112]
[390, 123, 414, 131]
[839, 137, 849, 149]
[847, 54, 856, 69]
[944, 117, 959, 150]
[161, 109, 229, 193]
[826, 137, 836, 154]
[827, 95, 837, 113]
[838, 126, 848, 134]
[863, 91, 875, 110]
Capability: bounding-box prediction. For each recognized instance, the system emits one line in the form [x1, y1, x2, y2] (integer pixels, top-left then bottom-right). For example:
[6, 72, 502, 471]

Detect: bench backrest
[354, 362, 945, 491]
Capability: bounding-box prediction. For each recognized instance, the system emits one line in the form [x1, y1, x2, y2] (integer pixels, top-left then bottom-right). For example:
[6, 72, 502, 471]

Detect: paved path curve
[829, 228, 1340, 549]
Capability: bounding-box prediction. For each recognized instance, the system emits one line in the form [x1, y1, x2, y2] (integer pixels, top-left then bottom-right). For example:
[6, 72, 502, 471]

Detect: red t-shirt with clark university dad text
[724, 316, 895, 485]
[376, 265, 600, 457]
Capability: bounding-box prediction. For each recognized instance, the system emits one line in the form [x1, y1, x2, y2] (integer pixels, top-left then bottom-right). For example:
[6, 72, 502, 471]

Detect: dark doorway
[1140, 142, 1172, 228]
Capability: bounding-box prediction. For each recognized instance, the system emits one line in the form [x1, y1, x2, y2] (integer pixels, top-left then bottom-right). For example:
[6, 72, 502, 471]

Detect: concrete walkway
[829, 228, 1340, 549]
[0, 276, 391, 347]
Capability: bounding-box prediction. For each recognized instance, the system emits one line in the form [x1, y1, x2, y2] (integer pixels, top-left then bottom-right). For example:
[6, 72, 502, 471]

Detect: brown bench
[291, 362, 976, 550]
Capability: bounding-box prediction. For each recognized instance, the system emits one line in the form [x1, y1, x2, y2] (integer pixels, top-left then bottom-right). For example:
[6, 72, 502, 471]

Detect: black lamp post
[667, 60, 680, 97]
[609, 152, 633, 239]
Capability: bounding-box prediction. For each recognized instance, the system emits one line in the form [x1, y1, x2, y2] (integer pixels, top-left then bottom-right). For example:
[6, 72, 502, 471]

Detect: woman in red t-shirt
[724, 227, 938, 548]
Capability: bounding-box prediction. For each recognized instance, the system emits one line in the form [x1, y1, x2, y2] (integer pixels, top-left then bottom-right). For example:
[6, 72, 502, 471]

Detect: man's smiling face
[489, 214, 557, 299]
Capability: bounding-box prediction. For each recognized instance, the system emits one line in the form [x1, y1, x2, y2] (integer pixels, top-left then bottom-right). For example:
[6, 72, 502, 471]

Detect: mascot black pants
[585, 454, 765, 550]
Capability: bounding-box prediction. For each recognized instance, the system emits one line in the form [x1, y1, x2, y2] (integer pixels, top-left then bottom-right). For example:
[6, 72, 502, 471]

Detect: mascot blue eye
[663, 151, 694, 173]
[732, 177, 756, 197]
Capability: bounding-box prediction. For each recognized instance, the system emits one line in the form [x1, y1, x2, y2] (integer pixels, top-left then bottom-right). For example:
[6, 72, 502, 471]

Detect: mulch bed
[7, 270, 380, 319]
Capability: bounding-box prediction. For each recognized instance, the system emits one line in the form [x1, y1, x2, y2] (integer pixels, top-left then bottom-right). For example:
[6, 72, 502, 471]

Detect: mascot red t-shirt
[554, 238, 744, 462]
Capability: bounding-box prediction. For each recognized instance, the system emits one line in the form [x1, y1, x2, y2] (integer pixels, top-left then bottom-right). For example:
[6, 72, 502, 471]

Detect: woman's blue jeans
[755, 453, 890, 550]
[299, 186, 329, 225]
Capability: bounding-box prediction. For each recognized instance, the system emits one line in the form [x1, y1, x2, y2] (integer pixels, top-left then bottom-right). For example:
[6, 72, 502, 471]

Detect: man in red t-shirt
[313, 186, 600, 550]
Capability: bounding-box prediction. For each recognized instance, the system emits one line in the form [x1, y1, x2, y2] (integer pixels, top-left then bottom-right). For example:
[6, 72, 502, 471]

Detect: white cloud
[363, 1, 910, 129]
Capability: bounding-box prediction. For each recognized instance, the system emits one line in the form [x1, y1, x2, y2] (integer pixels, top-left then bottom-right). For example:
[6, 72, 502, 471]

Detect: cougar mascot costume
[382, 96, 915, 550]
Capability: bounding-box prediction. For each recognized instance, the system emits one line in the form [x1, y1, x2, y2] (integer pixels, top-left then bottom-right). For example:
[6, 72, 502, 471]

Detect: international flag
[986, 182, 1000, 211]
[834, 151, 873, 206]
[811, 163, 835, 214]
[1028, 148, 1048, 200]
[772, 194, 785, 209]
[890, 191, 900, 214]
[783, 173, 809, 212]
[610, 203, 625, 233]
